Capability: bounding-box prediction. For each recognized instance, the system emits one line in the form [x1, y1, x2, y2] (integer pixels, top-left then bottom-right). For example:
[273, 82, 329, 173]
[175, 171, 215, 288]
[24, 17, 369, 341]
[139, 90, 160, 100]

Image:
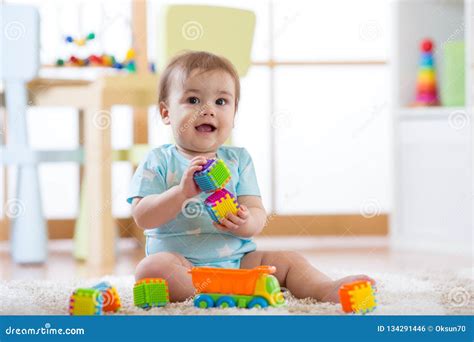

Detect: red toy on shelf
[413, 38, 440, 106]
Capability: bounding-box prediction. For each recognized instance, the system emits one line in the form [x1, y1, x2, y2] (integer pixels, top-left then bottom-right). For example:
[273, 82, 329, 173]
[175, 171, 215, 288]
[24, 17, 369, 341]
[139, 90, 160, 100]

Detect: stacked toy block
[193, 159, 240, 223]
[69, 281, 121, 316]
[414, 38, 440, 106]
[204, 188, 240, 223]
[339, 280, 377, 314]
[133, 278, 170, 309]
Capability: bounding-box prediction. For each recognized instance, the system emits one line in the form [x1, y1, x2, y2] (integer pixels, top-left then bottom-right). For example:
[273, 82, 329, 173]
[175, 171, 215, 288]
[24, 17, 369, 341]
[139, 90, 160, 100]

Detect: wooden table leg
[84, 105, 115, 267]
[130, 107, 148, 248]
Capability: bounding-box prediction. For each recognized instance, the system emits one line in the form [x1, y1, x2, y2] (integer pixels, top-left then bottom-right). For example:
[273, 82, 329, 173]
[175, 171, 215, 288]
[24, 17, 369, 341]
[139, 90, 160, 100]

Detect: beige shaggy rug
[0, 268, 472, 315]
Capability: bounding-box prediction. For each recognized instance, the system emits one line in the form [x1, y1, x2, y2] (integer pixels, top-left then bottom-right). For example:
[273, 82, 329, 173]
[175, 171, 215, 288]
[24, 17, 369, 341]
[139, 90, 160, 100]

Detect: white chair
[1, 4, 47, 263]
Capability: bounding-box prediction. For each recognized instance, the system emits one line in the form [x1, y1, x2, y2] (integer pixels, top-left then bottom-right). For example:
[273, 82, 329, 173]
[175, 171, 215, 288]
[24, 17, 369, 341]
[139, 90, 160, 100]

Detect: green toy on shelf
[442, 41, 465, 106]
[133, 278, 170, 309]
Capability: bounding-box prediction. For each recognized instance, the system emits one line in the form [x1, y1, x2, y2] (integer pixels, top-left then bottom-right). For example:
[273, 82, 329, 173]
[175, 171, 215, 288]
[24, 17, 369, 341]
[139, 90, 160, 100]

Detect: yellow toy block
[69, 288, 103, 315]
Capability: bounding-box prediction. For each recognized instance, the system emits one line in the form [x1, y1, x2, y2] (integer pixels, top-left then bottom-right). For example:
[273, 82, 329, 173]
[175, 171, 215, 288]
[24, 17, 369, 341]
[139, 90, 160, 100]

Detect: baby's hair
[158, 51, 240, 111]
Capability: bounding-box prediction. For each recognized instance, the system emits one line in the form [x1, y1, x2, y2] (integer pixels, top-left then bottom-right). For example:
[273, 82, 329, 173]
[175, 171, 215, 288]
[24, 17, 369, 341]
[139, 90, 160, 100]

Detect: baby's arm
[131, 156, 207, 229]
[213, 195, 267, 238]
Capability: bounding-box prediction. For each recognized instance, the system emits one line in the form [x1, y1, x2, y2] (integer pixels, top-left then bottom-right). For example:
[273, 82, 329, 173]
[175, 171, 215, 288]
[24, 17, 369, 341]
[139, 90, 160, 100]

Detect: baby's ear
[159, 101, 171, 125]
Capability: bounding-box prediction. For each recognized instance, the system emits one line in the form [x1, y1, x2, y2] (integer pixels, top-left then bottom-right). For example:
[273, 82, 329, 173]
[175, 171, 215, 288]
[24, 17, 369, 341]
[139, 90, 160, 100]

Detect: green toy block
[133, 278, 170, 309]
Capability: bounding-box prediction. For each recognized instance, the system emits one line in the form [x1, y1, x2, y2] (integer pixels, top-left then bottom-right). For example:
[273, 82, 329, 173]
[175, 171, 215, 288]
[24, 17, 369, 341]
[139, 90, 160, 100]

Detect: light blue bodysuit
[127, 144, 261, 268]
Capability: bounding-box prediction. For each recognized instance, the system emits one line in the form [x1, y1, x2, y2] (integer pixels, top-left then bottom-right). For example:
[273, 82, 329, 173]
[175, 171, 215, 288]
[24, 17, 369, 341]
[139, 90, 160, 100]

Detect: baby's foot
[317, 274, 375, 303]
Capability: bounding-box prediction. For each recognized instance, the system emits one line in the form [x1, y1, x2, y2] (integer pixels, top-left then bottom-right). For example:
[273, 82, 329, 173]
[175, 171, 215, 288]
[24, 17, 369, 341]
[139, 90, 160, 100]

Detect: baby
[128, 51, 374, 303]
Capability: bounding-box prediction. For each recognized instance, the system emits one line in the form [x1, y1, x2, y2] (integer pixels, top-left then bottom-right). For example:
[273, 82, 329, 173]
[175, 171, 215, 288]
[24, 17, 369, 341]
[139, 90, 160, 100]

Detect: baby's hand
[178, 156, 208, 199]
[213, 205, 250, 232]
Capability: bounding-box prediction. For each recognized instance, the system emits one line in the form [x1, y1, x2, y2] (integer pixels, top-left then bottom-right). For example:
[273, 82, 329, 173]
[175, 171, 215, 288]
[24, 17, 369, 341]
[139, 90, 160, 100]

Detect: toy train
[189, 266, 286, 309]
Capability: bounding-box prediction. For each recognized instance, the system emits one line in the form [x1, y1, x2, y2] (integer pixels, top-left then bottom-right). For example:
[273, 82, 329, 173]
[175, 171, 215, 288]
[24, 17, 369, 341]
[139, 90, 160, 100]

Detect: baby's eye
[216, 98, 226, 106]
[187, 97, 200, 104]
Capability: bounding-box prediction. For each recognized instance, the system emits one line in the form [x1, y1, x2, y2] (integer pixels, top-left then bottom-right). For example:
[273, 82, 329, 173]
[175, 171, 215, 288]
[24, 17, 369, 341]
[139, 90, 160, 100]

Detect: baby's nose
[200, 104, 216, 116]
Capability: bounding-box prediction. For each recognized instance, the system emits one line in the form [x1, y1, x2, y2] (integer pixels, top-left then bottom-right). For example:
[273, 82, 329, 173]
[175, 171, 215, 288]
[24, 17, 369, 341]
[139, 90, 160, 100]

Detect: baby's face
[160, 69, 236, 154]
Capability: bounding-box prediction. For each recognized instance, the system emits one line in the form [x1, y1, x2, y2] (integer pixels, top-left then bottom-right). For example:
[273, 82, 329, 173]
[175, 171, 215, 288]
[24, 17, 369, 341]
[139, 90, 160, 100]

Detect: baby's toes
[354, 274, 376, 285]
[336, 274, 376, 288]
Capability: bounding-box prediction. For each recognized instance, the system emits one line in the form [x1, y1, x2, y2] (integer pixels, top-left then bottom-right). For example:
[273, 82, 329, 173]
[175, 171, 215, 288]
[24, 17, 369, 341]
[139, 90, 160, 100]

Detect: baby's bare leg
[241, 251, 374, 302]
[135, 252, 194, 302]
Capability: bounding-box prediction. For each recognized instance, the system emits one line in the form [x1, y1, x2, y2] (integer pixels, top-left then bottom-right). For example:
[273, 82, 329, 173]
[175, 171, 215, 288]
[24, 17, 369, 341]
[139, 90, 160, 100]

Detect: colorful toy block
[194, 159, 231, 193]
[133, 278, 170, 309]
[204, 188, 240, 223]
[339, 280, 377, 314]
[69, 288, 103, 316]
[92, 281, 122, 312]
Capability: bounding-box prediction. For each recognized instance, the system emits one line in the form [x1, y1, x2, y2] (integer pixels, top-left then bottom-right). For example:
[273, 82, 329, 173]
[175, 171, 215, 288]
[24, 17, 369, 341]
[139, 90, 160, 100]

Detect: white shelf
[392, 0, 466, 109]
[391, 0, 472, 255]
[397, 106, 468, 120]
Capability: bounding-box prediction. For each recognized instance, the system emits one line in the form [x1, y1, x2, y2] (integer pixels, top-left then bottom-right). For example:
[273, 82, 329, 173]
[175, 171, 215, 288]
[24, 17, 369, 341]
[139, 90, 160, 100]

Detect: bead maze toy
[413, 38, 440, 106]
[339, 280, 377, 314]
[69, 281, 121, 315]
[133, 278, 170, 309]
[56, 48, 137, 72]
[69, 288, 103, 316]
[55, 29, 137, 72]
[193, 158, 240, 223]
[65, 32, 96, 47]
[190, 266, 285, 309]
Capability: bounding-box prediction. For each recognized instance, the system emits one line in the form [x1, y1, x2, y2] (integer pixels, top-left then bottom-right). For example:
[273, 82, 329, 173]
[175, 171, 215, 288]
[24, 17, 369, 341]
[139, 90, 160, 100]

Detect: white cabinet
[391, 0, 472, 254]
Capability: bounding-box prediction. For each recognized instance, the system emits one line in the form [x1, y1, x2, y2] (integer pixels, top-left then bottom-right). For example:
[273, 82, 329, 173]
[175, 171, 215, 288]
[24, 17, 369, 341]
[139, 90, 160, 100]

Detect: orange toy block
[339, 280, 377, 314]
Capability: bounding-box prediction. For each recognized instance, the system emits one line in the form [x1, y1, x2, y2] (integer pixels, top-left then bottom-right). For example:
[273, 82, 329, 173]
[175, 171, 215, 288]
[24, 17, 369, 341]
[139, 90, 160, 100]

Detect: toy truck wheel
[216, 296, 236, 308]
[194, 294, 214, 308]
[247, 297, 269, 309]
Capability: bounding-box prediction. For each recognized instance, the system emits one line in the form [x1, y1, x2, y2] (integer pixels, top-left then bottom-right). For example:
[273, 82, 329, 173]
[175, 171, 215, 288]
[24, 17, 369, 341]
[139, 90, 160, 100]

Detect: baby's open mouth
[195, 124, 217, 133]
